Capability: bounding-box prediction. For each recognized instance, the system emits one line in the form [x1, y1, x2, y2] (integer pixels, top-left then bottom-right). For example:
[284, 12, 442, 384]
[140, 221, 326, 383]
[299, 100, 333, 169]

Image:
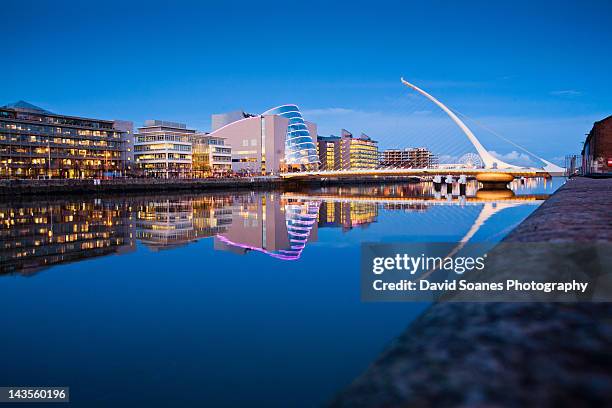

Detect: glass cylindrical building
[262, 105, 319, 167]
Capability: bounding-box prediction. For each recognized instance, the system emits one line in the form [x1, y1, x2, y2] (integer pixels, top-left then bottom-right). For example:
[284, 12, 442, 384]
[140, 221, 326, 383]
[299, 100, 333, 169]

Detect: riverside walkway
[331, 177, 612, 407]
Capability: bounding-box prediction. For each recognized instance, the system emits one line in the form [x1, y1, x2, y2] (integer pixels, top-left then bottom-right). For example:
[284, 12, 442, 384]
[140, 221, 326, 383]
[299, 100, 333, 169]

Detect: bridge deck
[280, 168, 552, 179]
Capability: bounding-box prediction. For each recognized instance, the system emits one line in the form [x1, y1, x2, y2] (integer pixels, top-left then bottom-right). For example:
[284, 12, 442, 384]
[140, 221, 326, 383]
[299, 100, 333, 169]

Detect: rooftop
[144, 119, 187, 129]
[2, 100, 52, 114]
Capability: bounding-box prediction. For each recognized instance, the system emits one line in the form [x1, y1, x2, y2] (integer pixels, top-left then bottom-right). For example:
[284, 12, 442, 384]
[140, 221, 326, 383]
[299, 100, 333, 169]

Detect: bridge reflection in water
[0, 180, 554, 275]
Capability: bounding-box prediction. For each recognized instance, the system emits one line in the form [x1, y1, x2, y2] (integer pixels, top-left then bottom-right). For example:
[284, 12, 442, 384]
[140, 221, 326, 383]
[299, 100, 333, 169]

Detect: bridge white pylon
[400, 77, 555, 171]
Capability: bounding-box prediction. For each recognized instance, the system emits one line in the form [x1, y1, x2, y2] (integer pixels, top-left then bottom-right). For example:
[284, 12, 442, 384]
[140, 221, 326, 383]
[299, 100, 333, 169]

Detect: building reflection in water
[214, 193, 320, 261]
[0, 200, 135, 275]
[318, 201, 378, 231]
[135, 196, 233, 250]
[0, 179, 553, 275]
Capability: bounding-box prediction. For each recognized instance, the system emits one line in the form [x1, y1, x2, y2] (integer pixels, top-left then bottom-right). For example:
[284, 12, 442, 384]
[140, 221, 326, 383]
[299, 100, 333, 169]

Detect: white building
[190, 133, 232, 177]
[134, 120, 195, 178]
[208, 105, 318, 175]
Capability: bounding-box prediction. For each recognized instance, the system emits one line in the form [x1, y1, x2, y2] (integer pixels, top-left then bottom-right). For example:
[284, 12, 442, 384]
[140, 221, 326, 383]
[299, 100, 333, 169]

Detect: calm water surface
[0, 178, 565, 407]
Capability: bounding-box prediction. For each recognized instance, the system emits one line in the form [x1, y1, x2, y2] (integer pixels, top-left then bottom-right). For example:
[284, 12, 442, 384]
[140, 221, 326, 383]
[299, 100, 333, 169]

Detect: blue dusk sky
[2, 0, 611, 163]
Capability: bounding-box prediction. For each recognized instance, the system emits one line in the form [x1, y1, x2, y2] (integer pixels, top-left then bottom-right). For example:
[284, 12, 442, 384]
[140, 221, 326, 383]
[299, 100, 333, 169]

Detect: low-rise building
[0, 101, 129, 179]
[134, 120, 195, 178]
[380, 147, 437, 168]
[190, 133, 232, 177]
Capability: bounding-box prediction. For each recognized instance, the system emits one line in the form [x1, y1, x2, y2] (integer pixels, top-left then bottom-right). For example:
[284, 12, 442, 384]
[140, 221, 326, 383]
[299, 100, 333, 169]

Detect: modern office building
[340, 130, 379, 169]
[317, 135, 341, 170]
[0, 101, 129, 179]
[190, 133, 232, 177]
[317, 130, 379, 170]
[582, 115, 612, 175]
[134, 120, 195, 178]
[208, 105, 318, 175]
[380, 147, 437, 168]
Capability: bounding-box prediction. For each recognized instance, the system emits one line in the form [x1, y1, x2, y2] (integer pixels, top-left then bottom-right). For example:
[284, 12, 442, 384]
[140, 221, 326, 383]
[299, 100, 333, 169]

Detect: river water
[0, 178, 565, 407]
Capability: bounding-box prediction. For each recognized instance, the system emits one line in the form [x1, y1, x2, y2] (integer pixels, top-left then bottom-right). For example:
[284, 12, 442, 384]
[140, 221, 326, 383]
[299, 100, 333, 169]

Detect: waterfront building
[340, 130, 379, 169]
[317, 135, 341, 170]
[262, 105, 319, 170]
[317, 130, 379, 170]
[582, 115, 612, 175]
[190, 134, 232, 177]
[0, 101, 129, 179]
[113, 120, 135, 174]
[380, 149, 406, 167]
[208, 105, 318, 175]
[380, 147, 437, 168]
[134, 120, 195, 178]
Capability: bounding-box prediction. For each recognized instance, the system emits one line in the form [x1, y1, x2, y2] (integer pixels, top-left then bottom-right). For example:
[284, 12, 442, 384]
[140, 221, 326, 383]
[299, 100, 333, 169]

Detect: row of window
[0, 157, 121, 168]
[136, 134, 191, 143]
[0, 121, 122, 138]
[0, 133, 120, 147]
[134, 144, 191, 152]
[0, 146, 122, 159]
[138, 163, 191, 170]
[135, 153, 191, 161]
[211, 156, 231, 162]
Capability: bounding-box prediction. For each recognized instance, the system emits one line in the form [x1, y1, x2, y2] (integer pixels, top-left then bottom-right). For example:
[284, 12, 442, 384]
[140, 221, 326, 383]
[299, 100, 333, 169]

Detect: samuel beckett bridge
[280, 78, 564, 186]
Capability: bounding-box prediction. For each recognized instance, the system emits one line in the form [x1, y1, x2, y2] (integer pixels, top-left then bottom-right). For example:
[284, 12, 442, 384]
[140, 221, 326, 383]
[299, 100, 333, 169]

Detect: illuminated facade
[317, 131, 379, 170]
[209, 105, 318, 174]
[261, 105, 319, 169]
[0, 101, 129, 179]
[113, 120, 135, 174]
[190, 134, 232, 177]
[134, 120, 194, 178]
[317, 135, 341, 170]
[340, 130, 379, 169]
